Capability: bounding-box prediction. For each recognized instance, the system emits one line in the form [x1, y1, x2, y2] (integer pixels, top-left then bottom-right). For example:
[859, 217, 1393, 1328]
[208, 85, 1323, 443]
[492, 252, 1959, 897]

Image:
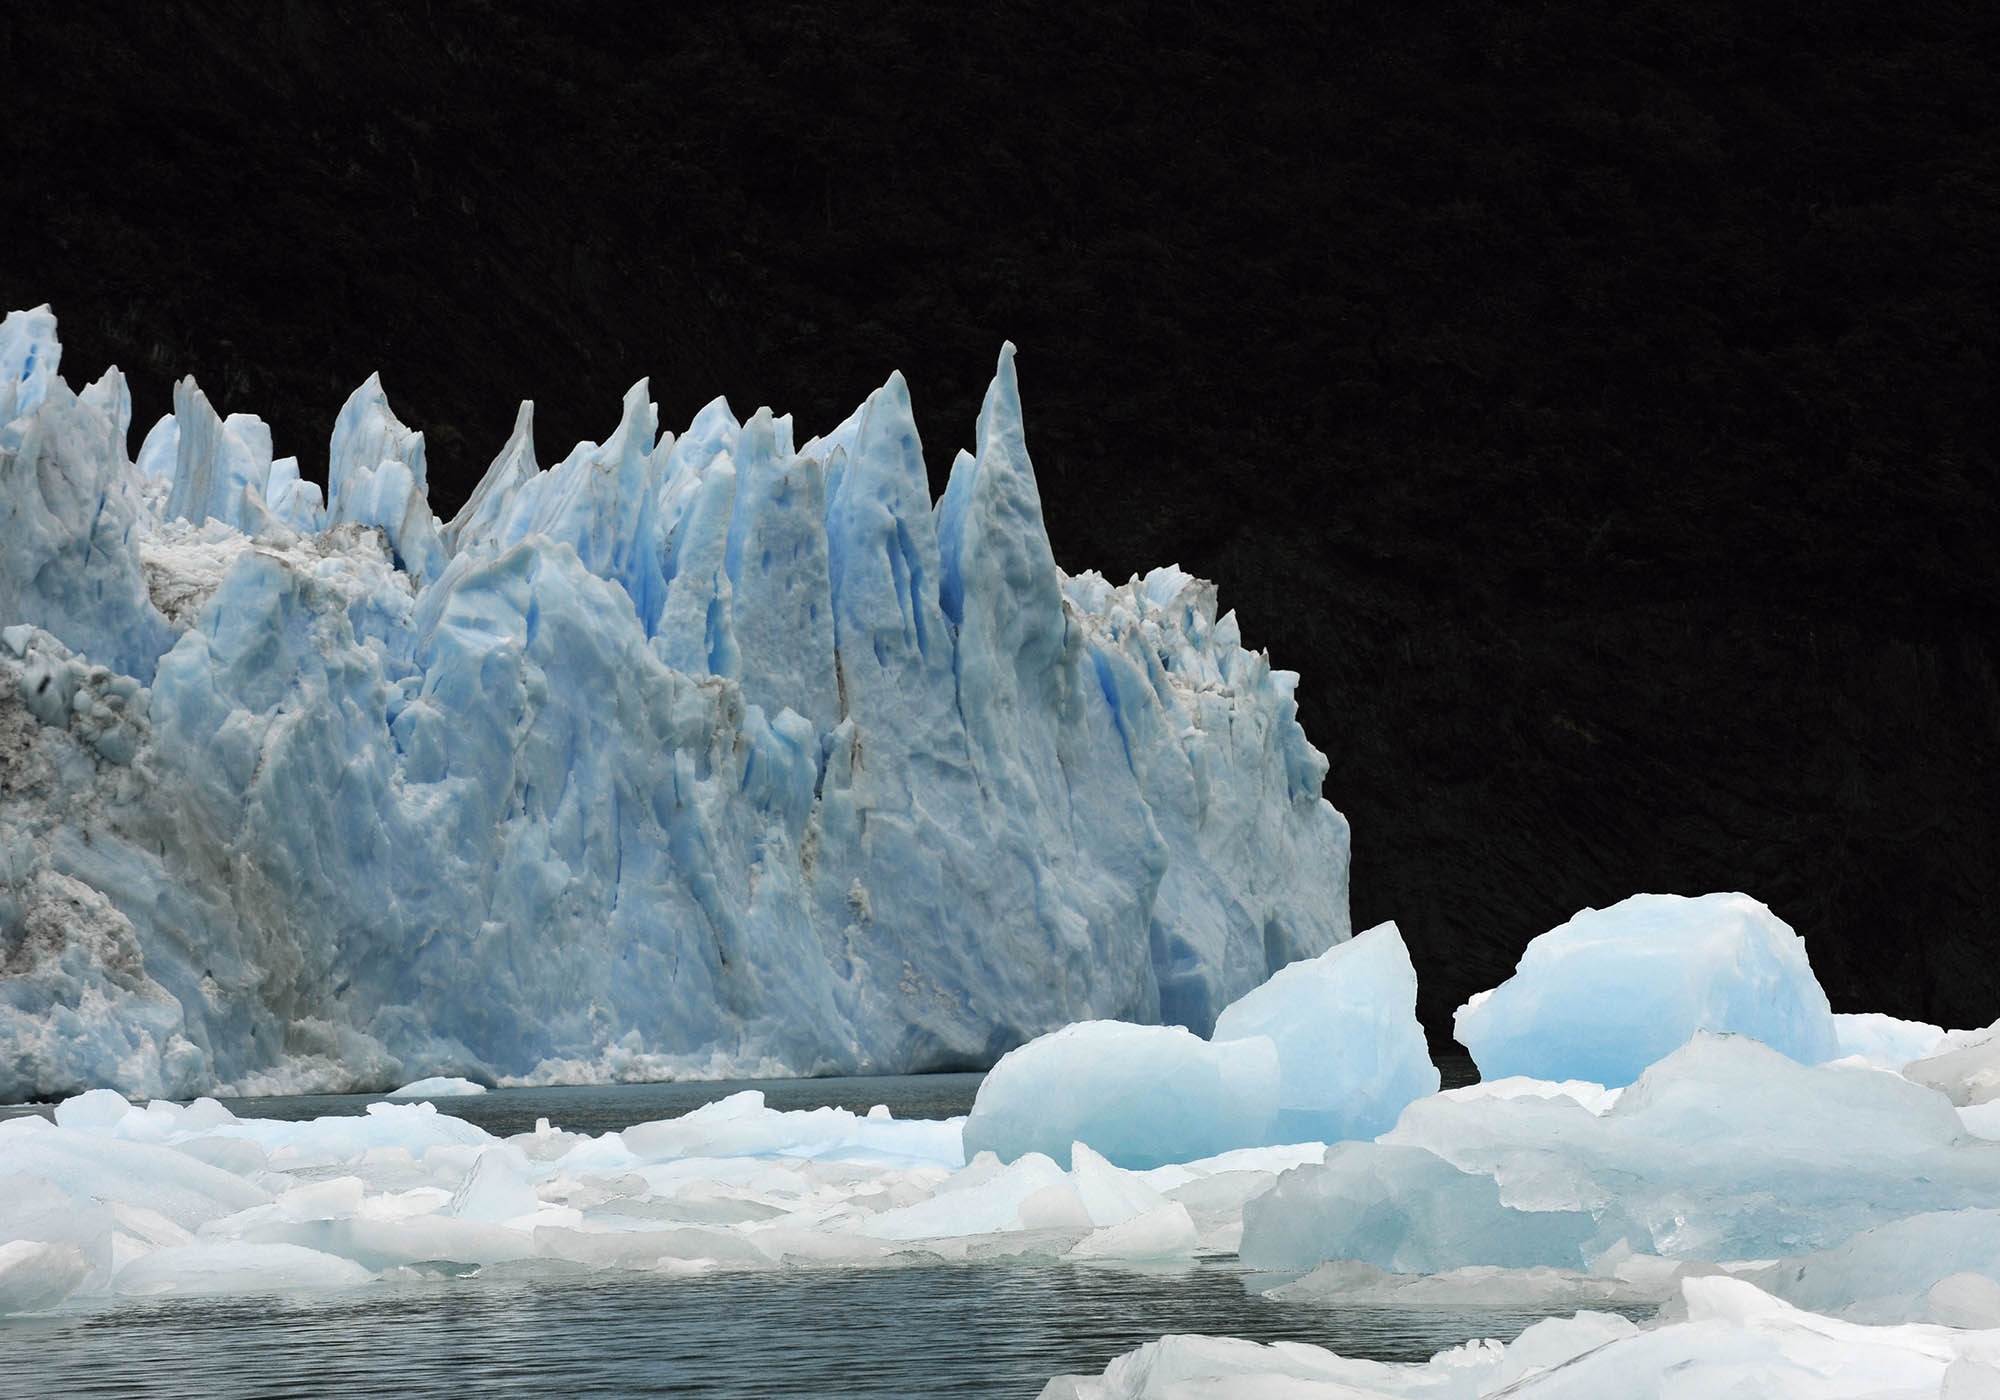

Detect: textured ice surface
[1211, 921, 1438, 1145]
[1040, 1276, 2000, 1399]
[0, 305, 1350, 1098]
[1833, 1011, 1951, 1070]
[0, 1088, 1320, 1311]
[961, 924, 1436, 1168]
[1241, 1034, 2000, 1276]
[1453, 892, 1840, 1086]
[1906, 1019, 2000, 1107]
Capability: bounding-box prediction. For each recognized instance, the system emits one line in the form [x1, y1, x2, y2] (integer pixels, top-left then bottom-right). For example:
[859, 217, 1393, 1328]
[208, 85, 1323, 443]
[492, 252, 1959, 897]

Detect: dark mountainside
[4, 2, 1995, 1039]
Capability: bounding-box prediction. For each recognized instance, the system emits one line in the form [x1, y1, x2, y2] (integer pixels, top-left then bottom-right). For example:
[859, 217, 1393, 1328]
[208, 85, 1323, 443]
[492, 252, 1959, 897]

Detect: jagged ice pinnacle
[0, 306, 1351, 1099]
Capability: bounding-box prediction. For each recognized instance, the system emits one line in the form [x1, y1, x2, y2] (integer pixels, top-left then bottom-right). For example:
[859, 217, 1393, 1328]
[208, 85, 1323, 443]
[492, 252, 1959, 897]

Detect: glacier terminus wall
[0, 305, 1350, 1099]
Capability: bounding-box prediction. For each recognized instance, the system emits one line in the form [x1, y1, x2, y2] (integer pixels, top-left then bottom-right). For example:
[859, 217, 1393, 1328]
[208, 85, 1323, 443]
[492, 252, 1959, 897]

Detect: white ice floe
[1453, 892, 1840, 1086]
[1040, 1276, 2000, 1399]
[1, 304, 1350, 1100]
[0, 1087, 1319, 1313]
[385, 1077, 487, 1099]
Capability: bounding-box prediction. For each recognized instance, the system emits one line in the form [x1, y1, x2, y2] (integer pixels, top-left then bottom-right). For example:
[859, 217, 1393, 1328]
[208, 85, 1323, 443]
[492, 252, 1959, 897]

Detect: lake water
[2, 1059, 1534, 1398]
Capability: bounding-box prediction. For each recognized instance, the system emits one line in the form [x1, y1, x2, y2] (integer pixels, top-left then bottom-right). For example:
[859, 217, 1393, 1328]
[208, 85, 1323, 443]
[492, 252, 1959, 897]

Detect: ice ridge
[0, 304, 1351, 1099]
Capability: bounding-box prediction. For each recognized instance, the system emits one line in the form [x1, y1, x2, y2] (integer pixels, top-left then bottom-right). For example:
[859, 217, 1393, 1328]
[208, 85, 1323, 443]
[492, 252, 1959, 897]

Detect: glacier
[0, 303, 1351, 1101]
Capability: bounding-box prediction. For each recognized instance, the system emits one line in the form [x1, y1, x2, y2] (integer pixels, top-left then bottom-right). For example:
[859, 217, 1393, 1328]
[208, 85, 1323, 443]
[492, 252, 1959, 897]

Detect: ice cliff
[0, 305, 1351, 1100]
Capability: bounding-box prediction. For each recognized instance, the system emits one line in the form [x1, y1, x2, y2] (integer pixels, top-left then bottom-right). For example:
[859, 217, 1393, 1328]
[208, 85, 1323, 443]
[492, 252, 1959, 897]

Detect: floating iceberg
[0, 304, 1351, 1099]
[960, 1021, 1281, 1170]
[1211, 920, 1438, 1144]
[1453, 892, 1840, 1086]
[1240, 1034, 2000, 1275]
[961, 923, 1437, 1168]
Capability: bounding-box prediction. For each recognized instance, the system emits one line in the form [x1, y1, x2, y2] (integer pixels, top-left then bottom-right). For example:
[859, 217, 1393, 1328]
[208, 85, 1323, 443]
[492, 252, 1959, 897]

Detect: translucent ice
[1834, 1012, 1951, 1070]
[961, 923, 1435, 1168]
[1211, 921, 1438, 1145]
[1241, 1034, 2000, 1277]
[0, 305, 1350, 1098]
[961, 1022, 1280, 1170]
[1453, 892, 1840, 1086]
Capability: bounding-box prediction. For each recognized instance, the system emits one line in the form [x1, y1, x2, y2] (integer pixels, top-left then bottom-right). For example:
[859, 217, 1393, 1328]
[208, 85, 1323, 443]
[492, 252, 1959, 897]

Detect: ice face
[0, 305, 1351, 1098]
[1453, 892, 1840, 1086]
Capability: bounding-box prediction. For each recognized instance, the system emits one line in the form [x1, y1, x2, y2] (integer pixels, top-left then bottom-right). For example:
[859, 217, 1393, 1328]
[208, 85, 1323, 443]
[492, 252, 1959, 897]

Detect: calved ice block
[962, 924, 1438, 1167]
[1454, 892, 1840, 1086]
[1211, 920, 1438, 1145]
[960, 1021, 1280, 1170]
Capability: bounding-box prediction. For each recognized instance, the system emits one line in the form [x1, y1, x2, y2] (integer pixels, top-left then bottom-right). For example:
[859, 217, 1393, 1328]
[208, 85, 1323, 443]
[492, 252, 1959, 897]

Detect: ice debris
[0, 303, 1350, 1099]
[1240, 1033, 2000, 1275]
[1040, 1276, 2000, 1399]
[1453, 892, 1839, 1086]
[0, 1088, 1319, 1313]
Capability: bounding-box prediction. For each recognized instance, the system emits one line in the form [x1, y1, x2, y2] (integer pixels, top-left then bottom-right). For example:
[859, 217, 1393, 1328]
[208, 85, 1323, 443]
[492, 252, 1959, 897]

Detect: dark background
[5, 1, 1995, 1040]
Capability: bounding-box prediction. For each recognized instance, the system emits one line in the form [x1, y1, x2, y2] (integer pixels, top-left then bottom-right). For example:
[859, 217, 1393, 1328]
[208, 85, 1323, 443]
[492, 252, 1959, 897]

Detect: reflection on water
[0, 1261, 1609, 1400]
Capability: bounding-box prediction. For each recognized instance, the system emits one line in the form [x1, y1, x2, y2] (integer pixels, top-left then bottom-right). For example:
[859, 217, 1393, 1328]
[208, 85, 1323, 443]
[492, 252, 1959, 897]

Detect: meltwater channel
[1, 1061, 1627, 1399]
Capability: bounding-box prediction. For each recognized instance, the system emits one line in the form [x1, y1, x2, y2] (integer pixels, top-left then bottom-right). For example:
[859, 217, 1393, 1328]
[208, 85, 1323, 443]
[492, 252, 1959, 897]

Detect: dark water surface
[0, 1057, 1478, 1137]
[0, 1073, 986, 1137]
[0, 1261, 1594, 1399]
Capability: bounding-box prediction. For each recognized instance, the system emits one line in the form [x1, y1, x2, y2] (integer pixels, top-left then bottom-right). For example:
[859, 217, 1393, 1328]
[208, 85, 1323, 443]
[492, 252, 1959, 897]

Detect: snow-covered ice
[1040, 1276, 2000, 1399]
[1453, 892, 1840, 1086]
[0, 303, 1350, 1099]
[385, 1076, 487, 1099]
[1906, 1019, 2000, 1107]
[0, 1087, 1325, 1313]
